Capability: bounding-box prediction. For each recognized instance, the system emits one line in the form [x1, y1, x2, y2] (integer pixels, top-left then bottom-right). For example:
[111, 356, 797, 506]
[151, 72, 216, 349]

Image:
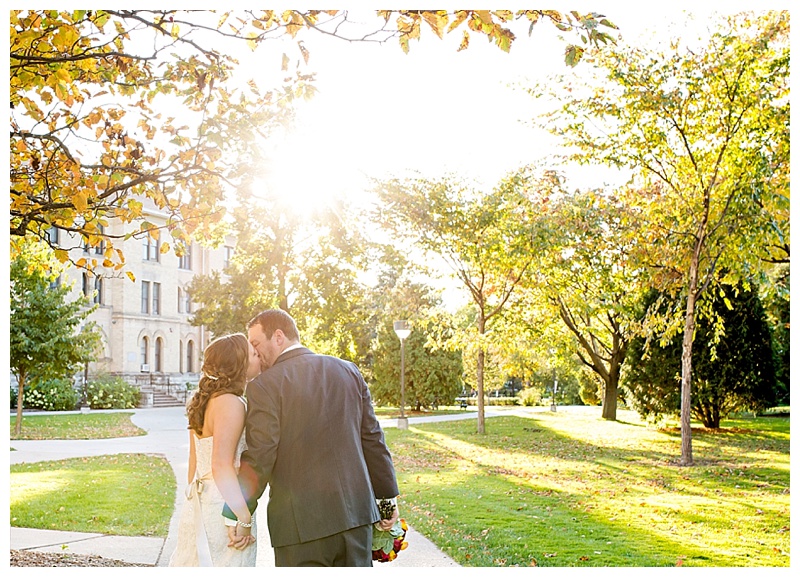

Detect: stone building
[48, 204, 234, 404]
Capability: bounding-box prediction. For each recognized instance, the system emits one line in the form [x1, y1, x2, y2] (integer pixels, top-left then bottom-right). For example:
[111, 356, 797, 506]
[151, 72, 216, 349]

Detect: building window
[186, 340, 194, 373]
[82, 273, 91, 297]
[179, 243, 192, 270]
[152, 282, 161, 315]
[83, 225, 105, 255]
[143, 235, 160, 262]
[46, 226, 59, 245]
[141, 281, 150, 314]
[49, 274, 61, 290]
[224, 245, 234, 269]
[177, 287, 191, 314]
[140, 336, 149, 368]
[155, 337, 163, 372]
[93, 276, 103, 305]
[179, 341, 184, 373]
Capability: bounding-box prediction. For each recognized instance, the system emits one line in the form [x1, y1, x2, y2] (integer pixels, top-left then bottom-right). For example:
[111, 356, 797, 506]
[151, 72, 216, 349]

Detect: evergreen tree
[624, 283, 777, 427]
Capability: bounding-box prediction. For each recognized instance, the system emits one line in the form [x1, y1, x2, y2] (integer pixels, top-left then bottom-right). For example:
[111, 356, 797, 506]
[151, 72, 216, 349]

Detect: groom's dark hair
[248, 309, 300, 342]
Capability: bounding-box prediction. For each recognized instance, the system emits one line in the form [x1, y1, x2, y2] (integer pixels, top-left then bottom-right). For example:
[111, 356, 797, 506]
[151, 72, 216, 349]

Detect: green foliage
[761, 265, 789, 405]
[517, 387, 542, 406]
[539, 10, 789, 462]
[371, 316, 463, 410]
[85, 375, 140, 410]
[624, 283, 778, 427]
[10, 247, 102, 433]
[22, 378, 80, 412]
[374, 167, 556, 432]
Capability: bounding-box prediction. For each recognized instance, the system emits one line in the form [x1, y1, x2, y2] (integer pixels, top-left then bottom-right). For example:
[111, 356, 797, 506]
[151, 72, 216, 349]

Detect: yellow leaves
[170, 23, 180, 39]
[54, 249, 70, 264]
[160, 242, 171, 255]
[72, 190, 90, 213]
[565, 45, 585, 68]
[246, 32, 258, 52]
[126, 271, 136, 283]
[422, 12, 446, 39]
[458, 31, 470, 53]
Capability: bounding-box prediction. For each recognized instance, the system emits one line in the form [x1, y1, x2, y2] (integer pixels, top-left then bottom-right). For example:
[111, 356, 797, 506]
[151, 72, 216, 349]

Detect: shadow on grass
[385, 413, 789, 567]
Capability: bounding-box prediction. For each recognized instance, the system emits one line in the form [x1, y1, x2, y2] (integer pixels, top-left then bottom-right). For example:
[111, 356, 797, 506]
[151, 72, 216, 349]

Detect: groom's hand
[375, 505, 399, 531]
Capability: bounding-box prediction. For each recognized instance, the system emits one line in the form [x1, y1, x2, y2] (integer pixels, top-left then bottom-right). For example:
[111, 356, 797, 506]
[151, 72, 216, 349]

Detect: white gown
[169, 413, 257, 566]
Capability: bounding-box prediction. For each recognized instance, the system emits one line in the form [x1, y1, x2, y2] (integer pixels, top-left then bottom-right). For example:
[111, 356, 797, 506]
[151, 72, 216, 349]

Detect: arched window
[179, 340, 184, 373]
[155, 337, 163, 372]
[140, 337, 149, 371]
[186, 340, 194, 373]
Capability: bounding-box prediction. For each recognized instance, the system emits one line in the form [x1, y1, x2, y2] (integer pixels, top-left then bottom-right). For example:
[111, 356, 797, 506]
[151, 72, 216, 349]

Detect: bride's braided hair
[187, 333, 249, 436]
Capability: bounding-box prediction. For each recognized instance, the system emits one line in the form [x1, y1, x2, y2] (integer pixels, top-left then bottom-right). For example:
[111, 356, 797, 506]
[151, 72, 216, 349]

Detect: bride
[169, 333, 262, 566]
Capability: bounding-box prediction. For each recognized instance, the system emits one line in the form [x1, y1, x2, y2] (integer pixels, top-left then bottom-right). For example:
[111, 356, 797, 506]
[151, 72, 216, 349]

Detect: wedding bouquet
[372, 499, 408, 563]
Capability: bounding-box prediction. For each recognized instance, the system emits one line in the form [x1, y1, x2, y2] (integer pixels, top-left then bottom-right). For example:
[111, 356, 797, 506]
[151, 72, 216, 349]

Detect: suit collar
[272, 346, 312, 367]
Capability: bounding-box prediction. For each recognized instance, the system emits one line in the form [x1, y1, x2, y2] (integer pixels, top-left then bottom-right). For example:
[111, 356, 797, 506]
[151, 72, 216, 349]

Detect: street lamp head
[393, 320, 411, 340]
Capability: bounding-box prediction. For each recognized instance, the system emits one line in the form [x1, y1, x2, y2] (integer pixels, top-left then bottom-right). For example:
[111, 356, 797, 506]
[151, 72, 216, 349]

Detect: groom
[223, 309, 400, 566]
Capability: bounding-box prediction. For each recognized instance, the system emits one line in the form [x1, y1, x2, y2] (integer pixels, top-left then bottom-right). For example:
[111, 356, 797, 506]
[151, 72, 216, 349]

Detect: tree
[625, 282, 777, 428]
[761, 264, 789, 405]
[187, 180, 373, 363]
[371, 312, 463, 411]
[540, 11, 789, 464]
[10, 246, 102, 435]
[11, 10, 616, 276]
[520, 189, 643, 420]
[374, 168, 554, 433]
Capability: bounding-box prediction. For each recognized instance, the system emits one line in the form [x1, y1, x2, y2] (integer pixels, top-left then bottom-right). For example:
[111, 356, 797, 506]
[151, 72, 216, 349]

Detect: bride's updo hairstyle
[187, 333, 249, 436]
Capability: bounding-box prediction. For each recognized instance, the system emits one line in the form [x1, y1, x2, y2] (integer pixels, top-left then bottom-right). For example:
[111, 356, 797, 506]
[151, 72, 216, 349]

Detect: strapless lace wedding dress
[169, 411, 256, 566]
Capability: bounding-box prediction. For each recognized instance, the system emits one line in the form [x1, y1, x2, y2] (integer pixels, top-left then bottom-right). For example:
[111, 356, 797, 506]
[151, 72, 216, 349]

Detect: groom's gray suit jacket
[232, 347, 399, 548]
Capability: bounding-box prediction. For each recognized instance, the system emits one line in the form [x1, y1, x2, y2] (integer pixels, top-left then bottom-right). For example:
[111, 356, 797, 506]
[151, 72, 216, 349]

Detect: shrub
[86, 375, 140, 409]
[23, 378, 80, 411]
[518, 387, 543, 406]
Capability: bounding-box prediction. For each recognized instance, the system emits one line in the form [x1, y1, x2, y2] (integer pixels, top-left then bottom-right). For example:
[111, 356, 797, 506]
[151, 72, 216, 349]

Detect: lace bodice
[193, 431, 247, 480]
[192, 395, 248, 481]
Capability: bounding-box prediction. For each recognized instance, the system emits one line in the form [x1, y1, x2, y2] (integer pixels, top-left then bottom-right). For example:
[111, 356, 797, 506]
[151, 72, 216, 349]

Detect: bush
[11, 386, 17, 410]
[518, 387, 543, 406]
[86, 375, 140, 409]
[23, 378, 80, 411]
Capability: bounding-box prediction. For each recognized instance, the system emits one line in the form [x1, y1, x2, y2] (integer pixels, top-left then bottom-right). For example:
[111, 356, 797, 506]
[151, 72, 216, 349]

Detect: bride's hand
[227, 524, 255, 550]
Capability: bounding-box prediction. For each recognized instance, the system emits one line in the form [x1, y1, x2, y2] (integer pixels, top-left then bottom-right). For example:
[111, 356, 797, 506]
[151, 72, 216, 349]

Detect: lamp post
[393, 320, 411, 430]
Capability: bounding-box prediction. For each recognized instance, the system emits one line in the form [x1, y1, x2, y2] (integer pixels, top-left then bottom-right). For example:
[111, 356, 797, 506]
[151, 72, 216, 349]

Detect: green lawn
[384, 409, 790, 567]
[10, 412, 146, 440]
[10, 453, 175, 537]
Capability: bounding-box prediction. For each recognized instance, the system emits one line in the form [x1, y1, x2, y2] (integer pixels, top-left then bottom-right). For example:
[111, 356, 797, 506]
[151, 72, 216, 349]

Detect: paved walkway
[10, 406, 501, 567]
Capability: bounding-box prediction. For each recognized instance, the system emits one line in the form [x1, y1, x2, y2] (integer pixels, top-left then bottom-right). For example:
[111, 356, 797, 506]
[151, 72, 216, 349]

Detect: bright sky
[236, 5, 767, 211]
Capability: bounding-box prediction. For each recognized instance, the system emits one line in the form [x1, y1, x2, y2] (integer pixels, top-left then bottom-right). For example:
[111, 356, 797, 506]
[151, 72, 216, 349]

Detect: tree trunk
[601, 375, 618, 420]
[476, 316, 486, 434]
[680, 259, 700, 466]
[14, 373, 26, 437]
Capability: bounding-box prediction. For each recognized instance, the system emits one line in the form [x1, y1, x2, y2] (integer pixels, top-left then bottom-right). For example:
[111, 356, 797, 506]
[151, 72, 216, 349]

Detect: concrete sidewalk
[10, 407, 464, 567]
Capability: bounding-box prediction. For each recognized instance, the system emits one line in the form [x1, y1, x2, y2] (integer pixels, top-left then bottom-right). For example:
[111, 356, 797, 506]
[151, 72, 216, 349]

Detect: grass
[10, 412, 146, 440]
[10, 453, 175, 537]
[383, 408, 790, 567]
[373, 406, 467, 418]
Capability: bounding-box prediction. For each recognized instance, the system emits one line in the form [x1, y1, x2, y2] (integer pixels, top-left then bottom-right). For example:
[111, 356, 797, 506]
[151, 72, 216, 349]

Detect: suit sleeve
[222, 376, 280, 520]
[356, 366, 399, 499]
